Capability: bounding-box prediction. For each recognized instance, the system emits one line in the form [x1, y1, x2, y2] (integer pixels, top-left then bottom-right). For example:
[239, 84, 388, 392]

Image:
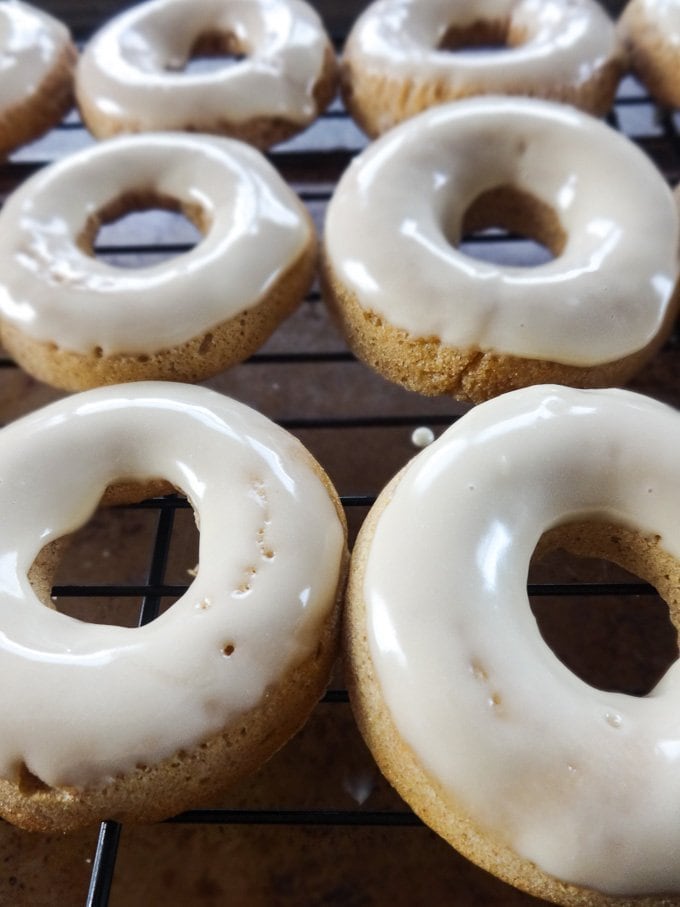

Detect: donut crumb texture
[321, 250, 676, 404]
[1, 214, 318, 390]
[341, 32, 624, 137]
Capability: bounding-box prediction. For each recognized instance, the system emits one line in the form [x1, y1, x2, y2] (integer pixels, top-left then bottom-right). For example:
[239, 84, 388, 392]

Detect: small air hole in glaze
[222, 643, 235, 657]
[470, 659, 488, 682]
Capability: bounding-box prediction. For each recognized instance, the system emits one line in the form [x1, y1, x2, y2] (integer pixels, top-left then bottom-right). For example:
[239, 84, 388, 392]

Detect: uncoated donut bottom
[0, 230, 317, 392]
[341, 55, 625, 139]
[321, 255, 678, 405]
[344, 469, 680, 906]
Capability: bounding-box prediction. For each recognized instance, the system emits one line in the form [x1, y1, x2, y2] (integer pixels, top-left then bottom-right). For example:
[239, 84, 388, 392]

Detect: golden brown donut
[0, 382, 347, 832]
[341, 0, 624, 137]
[0, 0, 76, 157]
[619, 0, 680, 108]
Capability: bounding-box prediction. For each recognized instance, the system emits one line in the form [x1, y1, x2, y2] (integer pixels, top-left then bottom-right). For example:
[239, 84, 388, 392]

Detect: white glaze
[621, 0, 680, 37]
[0, 381, 345, 788]
[0, 131, 313, 356]
[324, 96, 680, 366]
[343, 0, 622, 132]
[361, 384, 680, 895]
[0, 0, 72, 108]
[76, 0, 332, 133]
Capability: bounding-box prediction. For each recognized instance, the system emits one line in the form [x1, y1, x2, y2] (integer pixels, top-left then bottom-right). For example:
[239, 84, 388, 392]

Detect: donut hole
[438, 18, 514, 53]
[82, 190, 205, 268]
[168, 29, 248, 74]
[457, 184, 566, 267]
[529, 520, 680, 696]
[27, 479, 200, 628]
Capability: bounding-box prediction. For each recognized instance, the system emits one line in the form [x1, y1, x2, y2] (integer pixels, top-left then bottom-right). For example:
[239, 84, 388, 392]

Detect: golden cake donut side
[618, 0, 680, 109]
[322, 97, 680, 404]
[341, 0, 625, 137]
[0, 132, 317, 391]
[75, 0, 338, 149]
[345, 384, 680, 904]
[0, 0, 77, 157]
[0, 382, 348, 833]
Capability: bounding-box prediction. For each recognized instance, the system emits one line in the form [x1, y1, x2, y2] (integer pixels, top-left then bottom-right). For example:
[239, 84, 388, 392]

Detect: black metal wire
[85, 821, 121, 907]
[166, 808, 423, 827]
[85, 483, 179, 906]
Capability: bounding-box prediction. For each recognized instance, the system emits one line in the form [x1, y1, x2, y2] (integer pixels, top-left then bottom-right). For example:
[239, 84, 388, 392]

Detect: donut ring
[341, 0, 625, 137]
[75, 0, 337, 149]
[322, 96, 680, 403]
[0, 1, 76, 157]
[619, 0, 680, 108]
[0, 132, 317, 391]
[346, 384, 680, 904]
[0, 382, 347, 832]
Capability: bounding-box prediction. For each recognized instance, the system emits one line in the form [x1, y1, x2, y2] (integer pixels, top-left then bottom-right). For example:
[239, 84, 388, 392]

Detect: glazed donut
[346, 383, 680, 904]
[341, 0, 625, 137]
[0, 381, 347, 833]
[619, 0, 680, 108]
[75, 0, 337, 149]
[0, 131, 317, 391]
[322, 96, 680, 404]
[0, 1, 76, 157]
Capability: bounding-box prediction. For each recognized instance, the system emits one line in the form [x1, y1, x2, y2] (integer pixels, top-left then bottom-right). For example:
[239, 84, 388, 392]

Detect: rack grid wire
[1, 2, 680, 905]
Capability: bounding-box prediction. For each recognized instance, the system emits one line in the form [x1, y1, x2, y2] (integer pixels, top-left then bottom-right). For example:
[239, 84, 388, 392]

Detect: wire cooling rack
[2, 2, 680, 905]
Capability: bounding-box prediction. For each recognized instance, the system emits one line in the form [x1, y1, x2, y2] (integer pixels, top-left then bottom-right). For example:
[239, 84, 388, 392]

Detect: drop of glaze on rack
[342, 767, 377, 805]
[411, 426, 435, 448]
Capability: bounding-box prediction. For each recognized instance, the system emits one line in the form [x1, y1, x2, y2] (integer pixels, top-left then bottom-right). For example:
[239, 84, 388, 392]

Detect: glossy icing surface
[362, 385, 680, 894]
[76, 0, 331, 129]
[0, 132, 312, 355]
[343, 0, 621, 92]
[0, 382, 345, 788]
[324, 96, 680, 365]
[0, 0, 72, 107]
[622, 0, 680, 34]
